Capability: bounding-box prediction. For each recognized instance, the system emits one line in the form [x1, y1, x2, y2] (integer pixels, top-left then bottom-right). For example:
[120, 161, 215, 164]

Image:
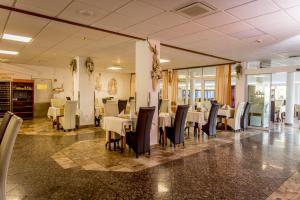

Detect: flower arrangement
[147, 39, 162, 91]
[69, 59, 77, 75]
[235, 63, 242, 79]
[85, 57, 94, 75]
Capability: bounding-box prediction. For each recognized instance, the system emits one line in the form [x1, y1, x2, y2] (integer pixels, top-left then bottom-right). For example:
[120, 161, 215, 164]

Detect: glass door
[247, 74, 271, 128]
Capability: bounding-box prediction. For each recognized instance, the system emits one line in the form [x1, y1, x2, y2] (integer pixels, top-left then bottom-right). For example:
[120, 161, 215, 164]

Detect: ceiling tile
[117, 1, 163, 21]
[149, 29, 182, 41]
[0, 40, 25, 51]
[166, 22, 208, 36]
[226, 0, 279, 20]
[215, 21, 252, 34]
[0, 0, 14, 6]
[76, 0, 131, 12]
[247, 11, 300, 38]
[272, 0, 300, 8]
[93, 13, 142, 31]
[5, 12, 50, 37]
[58, 1, 109, 25]
[15, 0, 72, 16]
[194, 11, 238, 28]
[207, 0, 253, 10]
[145, 12, 189, 29]
[121, 22, 163, 37]
[286, 6, 300, 23]
[229, 28, 265, 39]
[140, 0, 190, 11]
[0, 9, 9, 34]
[190, 29, 225, 41]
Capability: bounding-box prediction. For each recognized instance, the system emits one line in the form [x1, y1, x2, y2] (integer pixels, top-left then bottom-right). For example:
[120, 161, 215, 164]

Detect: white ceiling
[1, 0, 300, 71]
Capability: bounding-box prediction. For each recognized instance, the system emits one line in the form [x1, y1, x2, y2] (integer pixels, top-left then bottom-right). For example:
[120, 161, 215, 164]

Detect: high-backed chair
[118, 100, 127, 114]
[202, 103, 219, 137]
[104, 103, 119, 117]
[241, 102, 251, 131]
[166, 105, 189, 147]
[0, 115, 23, 200]
[227, 102, 245, 131]
[160, 99, 169, 113]
[59, 101, 77, 131]
[0, 112, 13, 144]
[126, 107, 155, 158]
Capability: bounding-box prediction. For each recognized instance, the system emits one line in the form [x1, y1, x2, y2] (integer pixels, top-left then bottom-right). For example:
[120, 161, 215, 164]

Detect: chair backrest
[63, 101, 77, 129]
[160, 99, 169, 113]
[0, 115, 23, 200]
[51, 98, 65, 108]
[234, 102, 245, 129]
[206, 103, 220, 135]
[0, 112, 13, 145]
[135, 107, 155, 153]
[241, 102, 251, 129]
[118, 100, 127, 114]
[173, 105, 189, 144]
[104, 103, 119, 117]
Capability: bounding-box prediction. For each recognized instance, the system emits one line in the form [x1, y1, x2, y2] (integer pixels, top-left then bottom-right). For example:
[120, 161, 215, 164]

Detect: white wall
[0, 63, 131, 104]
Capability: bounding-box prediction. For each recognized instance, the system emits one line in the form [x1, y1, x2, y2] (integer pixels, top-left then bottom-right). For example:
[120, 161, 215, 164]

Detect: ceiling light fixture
[78, 9, 94, 17]
[160, 59, 170, 63]
[107, 66, 122, 70]
[2, 33, 32, 43]
[0, 50, 19, 55]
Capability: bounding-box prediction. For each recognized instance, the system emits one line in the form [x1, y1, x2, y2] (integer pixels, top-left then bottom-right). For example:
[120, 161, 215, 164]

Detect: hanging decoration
[147, 39, 162, 91]
[69, 59, 77, 75]
[85, 57, 94, 75]
[235, 63, 242, 79]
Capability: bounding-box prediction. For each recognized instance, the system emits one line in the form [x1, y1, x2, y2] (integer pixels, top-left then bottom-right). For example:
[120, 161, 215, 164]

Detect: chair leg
[113, 141, 116, 151]
[136, 153, 138, 158]
[183, 141, 185, 147]
[148, 150, 151, 155]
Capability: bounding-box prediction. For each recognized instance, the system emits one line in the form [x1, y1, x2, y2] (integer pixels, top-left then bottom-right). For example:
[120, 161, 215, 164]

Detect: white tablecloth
[159, 112, 171, 130]
[47, 107, 63, 119]
[103, 116, 133, 137]
[218, 109, 234, 118]
[186, 111, 205, 125]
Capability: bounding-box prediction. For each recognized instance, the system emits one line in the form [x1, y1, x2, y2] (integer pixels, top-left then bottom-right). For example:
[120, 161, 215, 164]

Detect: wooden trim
[0, 4, 238, 63]
[172, 62, 236, 71]
[12, 79, 34, 83]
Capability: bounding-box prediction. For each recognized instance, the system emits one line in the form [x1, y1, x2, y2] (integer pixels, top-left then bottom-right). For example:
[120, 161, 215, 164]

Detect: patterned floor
[5, 118, 300, 199]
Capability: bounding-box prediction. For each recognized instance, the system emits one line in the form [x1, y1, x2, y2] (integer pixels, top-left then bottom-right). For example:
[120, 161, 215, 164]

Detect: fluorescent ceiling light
[0, 50, 19, 55]
[2, 33, 32, 43]
[160, 59, 170, 63]
[107, 66, 122, 70]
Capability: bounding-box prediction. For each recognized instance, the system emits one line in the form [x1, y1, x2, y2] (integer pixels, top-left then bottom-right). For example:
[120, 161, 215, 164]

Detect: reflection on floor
[5, 118, 300, 200]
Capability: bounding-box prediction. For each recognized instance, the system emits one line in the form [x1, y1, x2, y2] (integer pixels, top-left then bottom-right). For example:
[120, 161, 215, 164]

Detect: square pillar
[73, 56, 95, 126]
[135, 39, 160, 145]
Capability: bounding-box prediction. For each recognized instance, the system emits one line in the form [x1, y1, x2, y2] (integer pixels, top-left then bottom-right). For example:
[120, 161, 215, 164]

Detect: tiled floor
[5, 118, 300, 199]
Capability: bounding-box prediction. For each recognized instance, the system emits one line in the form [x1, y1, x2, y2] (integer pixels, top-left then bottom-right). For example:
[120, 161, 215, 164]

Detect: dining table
[159, 112, 172, 147]
[103, 115, 135, 152]
[47, 106, 64, 130]
[186, 111, 205, 136]
[217, 108, 234, 130]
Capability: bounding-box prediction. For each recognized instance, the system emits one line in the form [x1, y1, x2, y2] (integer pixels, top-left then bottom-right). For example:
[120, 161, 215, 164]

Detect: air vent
[175, 2, 216, 19]
[288, 55, 300, 58]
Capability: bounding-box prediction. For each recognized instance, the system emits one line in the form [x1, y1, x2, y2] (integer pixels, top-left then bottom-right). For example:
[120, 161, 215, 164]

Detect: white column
[285, 72, 295, 125]
[235, 62, 247, 107]
[73, 56, 95, 126]
[135, 40, 159, 145]
[189, 72, 195, 108]
[185, 71, 189, 104]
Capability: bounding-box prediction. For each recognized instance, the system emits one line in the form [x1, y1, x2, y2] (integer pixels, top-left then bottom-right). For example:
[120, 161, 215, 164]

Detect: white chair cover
[160, 99, 169, 113]
[59, 101, 77, 130]
[0, 115, 23, 200]
[227, 102, 245, 131]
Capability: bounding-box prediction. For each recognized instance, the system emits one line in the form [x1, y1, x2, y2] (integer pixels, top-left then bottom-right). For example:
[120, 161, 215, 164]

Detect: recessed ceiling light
[160, 59, 170, 63]
[2, 33, 32, 43]
[0, 50, 19, 55]
[78, 9, 94, 17]
[107, 66, 122, 70]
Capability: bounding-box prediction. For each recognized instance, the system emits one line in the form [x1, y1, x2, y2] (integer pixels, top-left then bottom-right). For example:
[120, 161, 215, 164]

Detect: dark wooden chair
[118, 100, 127, 114]
[126, 106, 155, 158]
[0, 111, 13, 144]
[241, 102, 251, 131]
[166, 105, 189, 147]
[202, 103, 219, 137]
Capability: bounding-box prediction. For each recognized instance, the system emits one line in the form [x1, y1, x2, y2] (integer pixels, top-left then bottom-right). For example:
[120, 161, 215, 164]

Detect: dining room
[2, 0, 300, 199]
